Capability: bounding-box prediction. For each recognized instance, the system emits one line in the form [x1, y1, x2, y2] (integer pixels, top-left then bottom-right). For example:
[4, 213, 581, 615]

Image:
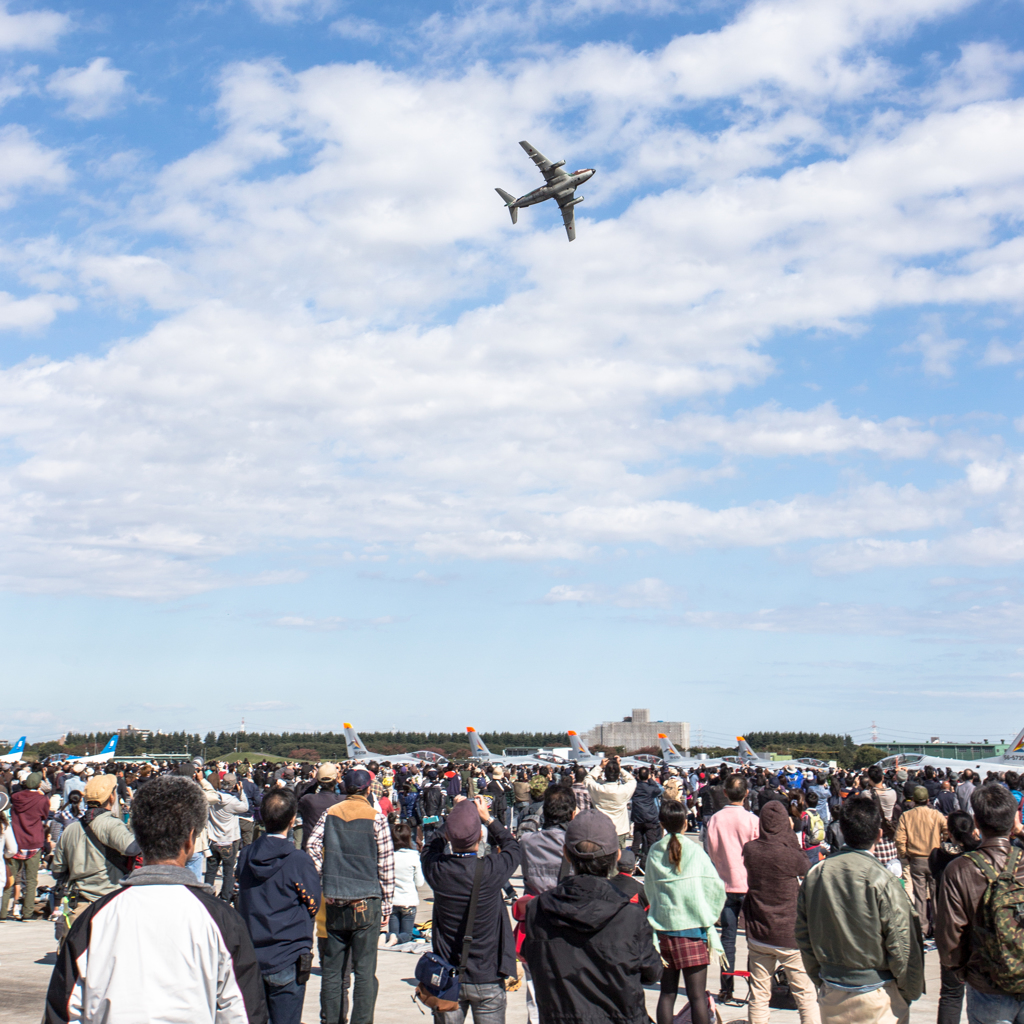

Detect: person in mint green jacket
[646, 800, 726, 1024]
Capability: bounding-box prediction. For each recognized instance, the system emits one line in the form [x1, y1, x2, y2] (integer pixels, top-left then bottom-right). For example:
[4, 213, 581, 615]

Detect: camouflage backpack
[966, 846, 1024, 994]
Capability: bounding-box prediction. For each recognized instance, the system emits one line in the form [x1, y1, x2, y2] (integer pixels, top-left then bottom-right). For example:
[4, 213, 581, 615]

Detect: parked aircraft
[874, 726, 1024, 776]
[566, 731, 654, 769]
[466, 728, 566, 767]
[65, 735, 119, 764]
[0, 736, 26, 763]
[342, 723, 444, 765]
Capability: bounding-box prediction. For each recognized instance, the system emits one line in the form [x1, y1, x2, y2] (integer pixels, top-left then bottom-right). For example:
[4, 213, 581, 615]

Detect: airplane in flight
[496, 140, 595, 241]
[342, 723, 444, 766]
[0, 736, 26, 763]
[874, 726, 1024, 776]
[466, 728, 566, 767]
[65, 735, 120, 764]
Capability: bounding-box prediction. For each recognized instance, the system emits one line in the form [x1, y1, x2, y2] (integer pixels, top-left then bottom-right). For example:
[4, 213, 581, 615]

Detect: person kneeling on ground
[44, 774, 268, 1024]
[524, 809, 662, 1024]
[237, 787, 321, 1024]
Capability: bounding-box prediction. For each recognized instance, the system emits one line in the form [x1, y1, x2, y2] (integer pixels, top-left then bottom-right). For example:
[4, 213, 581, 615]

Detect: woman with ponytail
[646, 799, 726, 1024]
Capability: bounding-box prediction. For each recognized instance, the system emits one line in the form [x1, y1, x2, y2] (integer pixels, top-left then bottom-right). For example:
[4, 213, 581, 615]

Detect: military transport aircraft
[496, 140, 595, 241]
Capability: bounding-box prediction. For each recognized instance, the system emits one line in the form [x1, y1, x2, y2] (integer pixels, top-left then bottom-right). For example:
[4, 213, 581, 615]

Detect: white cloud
[0, 290, 76, 330]
[273, 615, 394, 630]
[5, 10, 1024, 594]
[926, 42, 1024, 110]
[47, 58, 131, 119]
[246, 0, 335, 24]
[330, 17, 382, 42]
[544, 578, 675, 607]
[671, 403, 937, 459]
[0, 2, 68, 50]
[982, 339, 1024, 366]
[0, 124, 68, 206]
[900, 323, 966, 377]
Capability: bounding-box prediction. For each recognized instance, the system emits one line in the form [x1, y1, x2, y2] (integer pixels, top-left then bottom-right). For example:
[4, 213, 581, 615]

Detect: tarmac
[0, 868, 952, 1024]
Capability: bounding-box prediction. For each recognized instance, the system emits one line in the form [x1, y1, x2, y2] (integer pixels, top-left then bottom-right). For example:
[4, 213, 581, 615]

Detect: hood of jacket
[535, 874, 627, 935]
[755, 800, 800, 846]
[242, 834, 298, 882]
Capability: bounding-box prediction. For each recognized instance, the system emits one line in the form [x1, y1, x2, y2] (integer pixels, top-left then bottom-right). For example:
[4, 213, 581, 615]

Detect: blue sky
[1, 0, 1024, 748]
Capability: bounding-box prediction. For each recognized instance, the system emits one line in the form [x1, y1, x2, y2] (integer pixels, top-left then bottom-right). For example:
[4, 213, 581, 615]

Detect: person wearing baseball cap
[305, 768, 394, 1024]
[422, 795, 522, 1022]
[4, 772, 49, 921]
[296, 764, 341, 853]
[50, 775, 141, 930]
[523, 809, 662, 1022]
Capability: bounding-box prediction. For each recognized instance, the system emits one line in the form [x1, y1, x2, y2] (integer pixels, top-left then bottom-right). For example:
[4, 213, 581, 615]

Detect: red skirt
[659, 934, 710, 969]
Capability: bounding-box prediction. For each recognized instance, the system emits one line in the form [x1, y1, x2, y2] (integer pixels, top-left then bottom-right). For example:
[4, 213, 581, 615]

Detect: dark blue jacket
[241, 779, 263, 821]
[236, 835, 322, 975]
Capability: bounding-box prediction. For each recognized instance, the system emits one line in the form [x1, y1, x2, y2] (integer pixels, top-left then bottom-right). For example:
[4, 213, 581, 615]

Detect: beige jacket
[895, 804, 946, 859]
[585, 765, 636, 836]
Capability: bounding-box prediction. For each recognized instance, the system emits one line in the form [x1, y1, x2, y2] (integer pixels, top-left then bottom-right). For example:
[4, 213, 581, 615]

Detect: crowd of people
[0, 749, 1019, 1024]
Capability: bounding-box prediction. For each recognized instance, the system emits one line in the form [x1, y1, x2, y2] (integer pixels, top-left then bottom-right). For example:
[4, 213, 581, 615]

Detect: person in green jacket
[646, 799, 726, 1024]
[795, 795, 924, 1024]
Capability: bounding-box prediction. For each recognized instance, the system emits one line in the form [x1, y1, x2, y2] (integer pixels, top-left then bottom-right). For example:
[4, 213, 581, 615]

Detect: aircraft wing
[559, 202, 576, 241]
[520, 140, 564, 183]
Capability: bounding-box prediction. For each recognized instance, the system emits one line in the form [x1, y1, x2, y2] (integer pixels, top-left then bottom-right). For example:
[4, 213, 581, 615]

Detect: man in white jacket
[202, 772, 249, 903]
[44, 775, 268, 1024]
[585, 757, 637, 848]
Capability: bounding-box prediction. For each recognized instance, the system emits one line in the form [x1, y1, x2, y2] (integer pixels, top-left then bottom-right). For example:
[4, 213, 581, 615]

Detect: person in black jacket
[237, 788, 322, 1024]
[422, 796, 521, 1023]
[296, 764, 341, 851]
[415, 771, 446, 850]
[630, 768, 663, 870]
[523, 809, 662, 1024]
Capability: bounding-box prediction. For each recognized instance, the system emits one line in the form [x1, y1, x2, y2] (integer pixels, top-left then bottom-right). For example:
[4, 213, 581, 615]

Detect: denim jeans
[967, 985, 1024, 1024]
[389, 905, 416, 944]
[204, 841, 239, 902]
[938, 966, 966, 1024]
[718, 891, 744, 992]
[322, 899, 381, 1024]
[432, 981, 506, 1024]
[262, 962, 306, 1024]
[1, 851, 40, 919]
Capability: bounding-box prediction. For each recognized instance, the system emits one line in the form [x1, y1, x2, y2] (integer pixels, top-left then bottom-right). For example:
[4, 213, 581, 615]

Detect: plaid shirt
[572, 783, 592, 812]
[307, 798, 395, 926]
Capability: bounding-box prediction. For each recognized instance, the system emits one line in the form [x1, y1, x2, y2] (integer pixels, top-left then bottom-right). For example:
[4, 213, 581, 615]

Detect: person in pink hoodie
[704, 774, 760, 1005]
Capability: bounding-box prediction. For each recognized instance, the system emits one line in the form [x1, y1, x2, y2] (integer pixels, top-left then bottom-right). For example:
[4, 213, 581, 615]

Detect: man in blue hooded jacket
[237, 788, 322, 1024]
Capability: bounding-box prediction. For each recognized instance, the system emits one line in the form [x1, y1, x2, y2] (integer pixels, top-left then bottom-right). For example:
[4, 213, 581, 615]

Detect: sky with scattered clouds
[1, 0, 1023, 747]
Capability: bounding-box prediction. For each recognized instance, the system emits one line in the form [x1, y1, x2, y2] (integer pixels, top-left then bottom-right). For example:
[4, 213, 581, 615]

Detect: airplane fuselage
[515, 168, 595, 207]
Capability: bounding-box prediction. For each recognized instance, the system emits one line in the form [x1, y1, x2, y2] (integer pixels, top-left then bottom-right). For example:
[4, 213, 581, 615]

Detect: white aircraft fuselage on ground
[873, 726, 1024, 775]
[342, 724, 444, 765]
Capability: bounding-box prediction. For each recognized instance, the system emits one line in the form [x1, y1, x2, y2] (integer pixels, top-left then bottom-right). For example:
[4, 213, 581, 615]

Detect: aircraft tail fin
[495, 188, 518, 224]
[658, 733, 682, 761]
[342, 723, 370, 760]
[1006, 726, 1024, 757]
[567, 731, 592, 758]
[466, 727, 493, 759]
[737, 736, 756, 758]
[11, 736, 26, 754]
[100, 735, 118, 756]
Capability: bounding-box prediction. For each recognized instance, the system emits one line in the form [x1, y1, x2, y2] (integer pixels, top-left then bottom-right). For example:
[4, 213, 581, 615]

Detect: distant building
[582, 709, 689, 753]
[118, 724, 153, 741]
